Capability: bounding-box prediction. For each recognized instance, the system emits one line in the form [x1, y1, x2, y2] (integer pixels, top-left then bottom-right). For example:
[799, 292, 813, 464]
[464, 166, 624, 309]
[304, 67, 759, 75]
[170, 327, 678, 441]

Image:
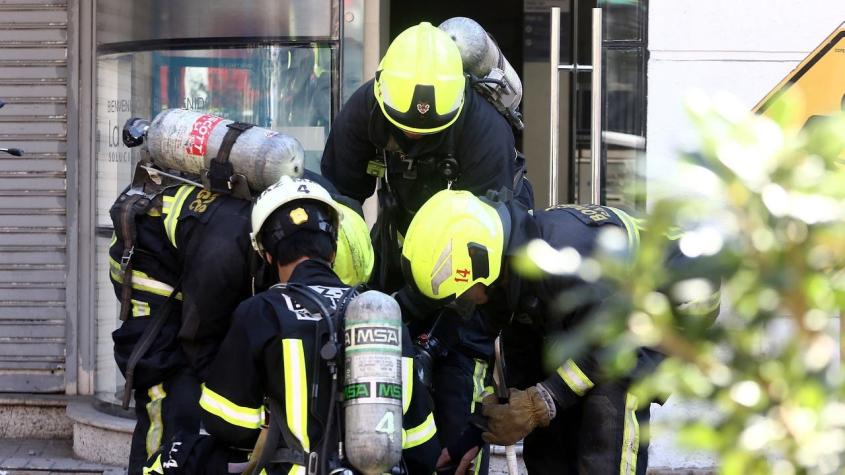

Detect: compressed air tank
[439, 16, 523, 129]
[343, 291, 403, 475]
[144, 109, 305, 192]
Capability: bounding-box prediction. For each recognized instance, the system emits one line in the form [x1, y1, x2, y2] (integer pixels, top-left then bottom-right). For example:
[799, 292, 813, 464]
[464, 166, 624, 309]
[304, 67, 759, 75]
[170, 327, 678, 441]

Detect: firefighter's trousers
[433, 348, 491, 475]
[128, 369, 202, 475]
[522, 378, 649, 475]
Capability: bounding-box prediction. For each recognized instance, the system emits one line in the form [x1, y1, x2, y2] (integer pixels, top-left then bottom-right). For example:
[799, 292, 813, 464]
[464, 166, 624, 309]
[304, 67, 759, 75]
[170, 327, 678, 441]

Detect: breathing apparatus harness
[242, 281, 406, 475]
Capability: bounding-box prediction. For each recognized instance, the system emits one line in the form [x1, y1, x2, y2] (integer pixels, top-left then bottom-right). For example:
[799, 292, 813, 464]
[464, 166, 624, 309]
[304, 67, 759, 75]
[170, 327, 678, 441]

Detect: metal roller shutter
[0, 0, 68, 392]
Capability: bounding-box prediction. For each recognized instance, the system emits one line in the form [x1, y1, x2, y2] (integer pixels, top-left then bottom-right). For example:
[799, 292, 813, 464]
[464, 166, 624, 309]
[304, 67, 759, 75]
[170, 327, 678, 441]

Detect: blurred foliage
[520, 94, 845, 474]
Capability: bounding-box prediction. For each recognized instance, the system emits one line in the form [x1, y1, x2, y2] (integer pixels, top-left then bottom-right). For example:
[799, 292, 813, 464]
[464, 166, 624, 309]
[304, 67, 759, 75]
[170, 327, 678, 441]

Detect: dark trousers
[433, 349, 491, 475]
[501, 323, 649, 474]
[128, 369, 202, 475]
[522, 380, 650, 475]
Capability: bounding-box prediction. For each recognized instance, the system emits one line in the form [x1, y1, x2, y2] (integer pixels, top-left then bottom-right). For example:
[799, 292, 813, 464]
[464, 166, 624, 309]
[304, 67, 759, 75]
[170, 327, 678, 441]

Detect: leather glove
[481, 386, 554, 446]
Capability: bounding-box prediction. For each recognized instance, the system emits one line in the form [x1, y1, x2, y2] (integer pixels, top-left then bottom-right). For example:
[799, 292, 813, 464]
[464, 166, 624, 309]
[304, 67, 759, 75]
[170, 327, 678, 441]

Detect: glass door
[547, 0, 648, 210]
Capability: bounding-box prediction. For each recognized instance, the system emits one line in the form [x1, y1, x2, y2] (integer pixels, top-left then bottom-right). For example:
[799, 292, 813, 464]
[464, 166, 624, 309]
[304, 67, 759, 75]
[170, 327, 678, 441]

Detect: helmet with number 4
[250, 176, 343, 255]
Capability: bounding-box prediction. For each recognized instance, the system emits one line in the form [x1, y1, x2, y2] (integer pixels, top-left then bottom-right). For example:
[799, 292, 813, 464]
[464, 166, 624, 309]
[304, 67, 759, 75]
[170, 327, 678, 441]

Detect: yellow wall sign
[755, 22, 845, 130]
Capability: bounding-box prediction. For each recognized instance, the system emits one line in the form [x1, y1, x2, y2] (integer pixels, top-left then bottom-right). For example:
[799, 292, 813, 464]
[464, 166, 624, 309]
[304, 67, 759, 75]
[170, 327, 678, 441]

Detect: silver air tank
[143, 109, 305, 192]
[343, 291, 403, 475]
[439, 17, 524, 130]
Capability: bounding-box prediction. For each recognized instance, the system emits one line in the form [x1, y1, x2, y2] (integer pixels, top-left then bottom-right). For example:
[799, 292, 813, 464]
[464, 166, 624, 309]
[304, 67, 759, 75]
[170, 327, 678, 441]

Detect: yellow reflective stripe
[109, 257, 183, 300]
[162, 195, 175, 225]
[556, 359, 594, 396]
[402, 356, 414, 414]
[619, 393, 640, 475]
[142, 454, 163, 474]
[131, 299, 151, 318]
[607, 207, 640, 256]
[283, 339, 310, 452]
[472, 447, 484, 475]
[163, 185, 194, 248]
[402, 412, 436, 449]
[199, 383, 263, 429]
[287, 466, 305, 475]
[109, 232, 117, 247]
[145, 383, 166, 458]
[470, 359, 488, 412]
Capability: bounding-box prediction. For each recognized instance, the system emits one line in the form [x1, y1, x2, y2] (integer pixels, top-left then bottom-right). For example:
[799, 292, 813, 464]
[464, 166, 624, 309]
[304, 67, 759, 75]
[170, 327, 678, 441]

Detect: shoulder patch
[274, 285, 348, 321]
[546, 204, 617, 227]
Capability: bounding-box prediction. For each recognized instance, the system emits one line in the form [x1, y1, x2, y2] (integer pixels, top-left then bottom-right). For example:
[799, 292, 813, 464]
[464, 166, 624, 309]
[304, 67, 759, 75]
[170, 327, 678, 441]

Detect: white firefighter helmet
[250, 175, 343, 255]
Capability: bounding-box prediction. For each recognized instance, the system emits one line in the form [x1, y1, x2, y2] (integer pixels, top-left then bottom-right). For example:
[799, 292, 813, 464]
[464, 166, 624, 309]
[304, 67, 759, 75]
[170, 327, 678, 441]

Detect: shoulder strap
[205, 121, 253, 197]
[120, 278, 182, 409]
[110, 162, 185, 322]
[110, 187, 163, 322]
[250, 283, 361, 474]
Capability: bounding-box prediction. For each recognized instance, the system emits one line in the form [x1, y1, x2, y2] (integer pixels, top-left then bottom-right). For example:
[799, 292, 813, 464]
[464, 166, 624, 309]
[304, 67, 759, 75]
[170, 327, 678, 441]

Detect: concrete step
[0, 438, 124, 474]
[65, 400, 133, 467]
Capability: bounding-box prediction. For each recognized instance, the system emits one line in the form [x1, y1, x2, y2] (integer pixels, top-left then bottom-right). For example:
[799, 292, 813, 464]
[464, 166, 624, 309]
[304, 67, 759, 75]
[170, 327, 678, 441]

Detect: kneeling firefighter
[144, 177, 439, 474]
[110, 108, 372, 474]
[400, 190, 722, 474]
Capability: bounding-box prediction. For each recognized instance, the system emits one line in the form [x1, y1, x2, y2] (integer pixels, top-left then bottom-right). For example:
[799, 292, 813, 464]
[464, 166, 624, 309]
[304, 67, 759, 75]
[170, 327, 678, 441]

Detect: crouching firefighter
[144, 176, 439, 474]
[109, 165, 264, 474]
[400, 190, 723, 475]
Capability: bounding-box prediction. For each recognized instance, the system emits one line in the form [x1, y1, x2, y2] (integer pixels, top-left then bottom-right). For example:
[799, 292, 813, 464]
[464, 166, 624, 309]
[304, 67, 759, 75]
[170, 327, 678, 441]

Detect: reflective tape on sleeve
[131, 299, 150, 318]
[555, 359, 595, 396]
[199, 384, 263, 429]
[109, 257, 183, 300]
[402, 412, 436, 449]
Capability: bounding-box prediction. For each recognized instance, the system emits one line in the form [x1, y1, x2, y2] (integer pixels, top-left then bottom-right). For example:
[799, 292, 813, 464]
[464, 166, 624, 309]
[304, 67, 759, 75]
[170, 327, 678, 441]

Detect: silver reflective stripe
[403, 412, 436, 449]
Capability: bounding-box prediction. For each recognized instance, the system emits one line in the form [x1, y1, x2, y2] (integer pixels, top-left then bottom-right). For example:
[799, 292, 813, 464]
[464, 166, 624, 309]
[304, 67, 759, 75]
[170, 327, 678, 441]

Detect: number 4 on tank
[375, 411, 395, 440]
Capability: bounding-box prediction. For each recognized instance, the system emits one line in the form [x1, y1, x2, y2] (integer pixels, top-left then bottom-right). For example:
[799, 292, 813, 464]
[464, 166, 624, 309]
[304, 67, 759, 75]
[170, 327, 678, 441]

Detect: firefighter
[143, 176, 438, 474]
[109, 168, 372, 475]
[109, 180, 254, 475]
[320, 22, 533, 473]
[320, 21, 531, 289]
[399, 190, 722, 474]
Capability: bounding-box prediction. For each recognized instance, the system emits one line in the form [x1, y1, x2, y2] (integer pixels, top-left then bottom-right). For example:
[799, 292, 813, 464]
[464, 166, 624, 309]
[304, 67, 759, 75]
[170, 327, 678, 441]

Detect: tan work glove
[481, 386, 554, 446]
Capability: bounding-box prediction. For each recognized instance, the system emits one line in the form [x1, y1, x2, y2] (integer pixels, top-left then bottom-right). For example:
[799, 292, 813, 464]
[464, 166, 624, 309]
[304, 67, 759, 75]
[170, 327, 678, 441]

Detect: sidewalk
[0, 439, 124, 475]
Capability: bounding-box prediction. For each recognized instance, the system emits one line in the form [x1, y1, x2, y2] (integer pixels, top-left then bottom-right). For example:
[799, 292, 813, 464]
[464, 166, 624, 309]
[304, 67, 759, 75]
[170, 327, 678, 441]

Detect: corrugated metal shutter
[0, 0, 68, 392]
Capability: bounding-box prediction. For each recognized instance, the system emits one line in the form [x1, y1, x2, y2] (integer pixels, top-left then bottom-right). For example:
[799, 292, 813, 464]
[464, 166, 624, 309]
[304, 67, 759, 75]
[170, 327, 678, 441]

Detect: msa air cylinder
[439, 16, 524, 129]
[343, 290, 403, 475]
[143, 109, 305, 192]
